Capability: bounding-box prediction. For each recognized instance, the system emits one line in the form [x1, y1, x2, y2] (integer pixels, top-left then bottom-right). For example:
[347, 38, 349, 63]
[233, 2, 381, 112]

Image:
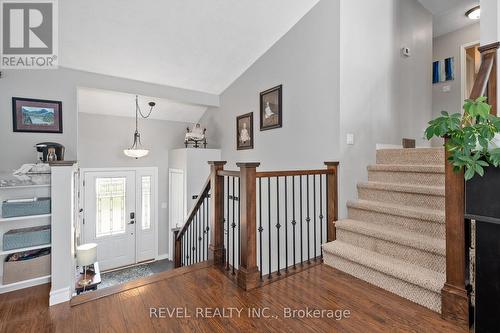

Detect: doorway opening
[76, 167, 172, 295]
[461, 42, 481, 104]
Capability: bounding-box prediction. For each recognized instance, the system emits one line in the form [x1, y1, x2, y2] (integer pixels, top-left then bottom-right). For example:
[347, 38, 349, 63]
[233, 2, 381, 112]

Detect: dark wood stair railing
[174, 161, 340, 291]
[173, 172, 212, 268]
[441, 41, 499, 329]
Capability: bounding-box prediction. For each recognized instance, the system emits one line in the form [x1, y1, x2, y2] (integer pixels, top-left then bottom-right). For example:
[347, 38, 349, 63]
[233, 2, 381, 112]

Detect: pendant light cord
[136, 95, 155, 119]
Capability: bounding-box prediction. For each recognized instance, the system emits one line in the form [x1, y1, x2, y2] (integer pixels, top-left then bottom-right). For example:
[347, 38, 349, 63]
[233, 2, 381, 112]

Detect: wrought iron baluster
[268, 177, 272, 278]
[306, 175, 311, 263]
[313, 175, 317, 260]
[276, 177, 281, 276]
[284, 176, 288, 273]
[238, 177, 241, 269]
[320, 174, 324, 258]
[205, 196, 209, 261]
[198, 207, 202, 263]
[326, 172, 329, 245]
[292, 176, 297, 269]
[188, 224, 191, 265]
[232, 176, 236, 275]
[192, 219, 195, 265]
[226, 176, 230, 271]
[300, 175, 303, 265]
[258, 178, 263, 281]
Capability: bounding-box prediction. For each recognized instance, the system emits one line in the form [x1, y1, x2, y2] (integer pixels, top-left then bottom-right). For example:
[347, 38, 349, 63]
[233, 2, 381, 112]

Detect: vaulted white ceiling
[60, 0, 319, 95]
[78, 88, 207, 123]
[418, 0, 479, 37]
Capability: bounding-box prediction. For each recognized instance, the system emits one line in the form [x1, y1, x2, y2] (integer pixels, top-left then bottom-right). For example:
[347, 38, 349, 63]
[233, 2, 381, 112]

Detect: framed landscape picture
[12, 97, 63, 133]
[236, 112, 254, 150]
[260, 85, 282, 131]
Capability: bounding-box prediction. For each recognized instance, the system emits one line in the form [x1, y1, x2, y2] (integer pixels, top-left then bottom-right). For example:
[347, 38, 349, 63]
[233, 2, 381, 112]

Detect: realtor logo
[1, 0, 58, 69]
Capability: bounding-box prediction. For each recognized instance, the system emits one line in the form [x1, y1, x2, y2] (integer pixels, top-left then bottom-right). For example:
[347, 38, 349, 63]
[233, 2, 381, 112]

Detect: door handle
[129, 220, 135, 225]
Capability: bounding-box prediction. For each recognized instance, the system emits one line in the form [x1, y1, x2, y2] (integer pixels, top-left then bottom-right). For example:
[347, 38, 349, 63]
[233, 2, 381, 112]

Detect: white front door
[83, 171, 136, 271]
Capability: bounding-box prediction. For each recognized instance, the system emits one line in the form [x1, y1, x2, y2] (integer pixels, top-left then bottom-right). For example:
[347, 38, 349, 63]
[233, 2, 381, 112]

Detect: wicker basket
[1, 197, 51, 218]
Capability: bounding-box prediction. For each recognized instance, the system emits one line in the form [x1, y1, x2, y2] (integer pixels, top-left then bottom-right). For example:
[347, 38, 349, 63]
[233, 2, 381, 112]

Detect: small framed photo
[12, 97, 63, 133]
[260, 85, 282, 131]
[236, 112, 254, 150]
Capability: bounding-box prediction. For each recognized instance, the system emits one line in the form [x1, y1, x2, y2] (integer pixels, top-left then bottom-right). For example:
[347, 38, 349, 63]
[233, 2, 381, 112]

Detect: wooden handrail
[217, 170, 240, 177]
[256, 169, 334, 178]
[441, 41, 499, 328]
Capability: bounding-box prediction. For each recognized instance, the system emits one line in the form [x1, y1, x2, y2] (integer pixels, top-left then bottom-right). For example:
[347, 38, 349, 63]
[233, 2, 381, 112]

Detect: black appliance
[35, 142, 65, 162]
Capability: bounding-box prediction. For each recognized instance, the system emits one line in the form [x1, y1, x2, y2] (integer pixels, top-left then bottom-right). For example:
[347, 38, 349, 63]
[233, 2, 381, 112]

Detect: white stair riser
[347, 206, 445, 238]
[337, 229, 445, 274]
[368, 170, 445, 186]
[323, 252, 441, 312]
[376, 149, 444, 165]
[358, 187, 445, 210]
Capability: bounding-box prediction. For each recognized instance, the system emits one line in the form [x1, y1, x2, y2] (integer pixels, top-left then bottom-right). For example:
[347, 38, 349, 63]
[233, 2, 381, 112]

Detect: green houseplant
[425, 96, 500, 180]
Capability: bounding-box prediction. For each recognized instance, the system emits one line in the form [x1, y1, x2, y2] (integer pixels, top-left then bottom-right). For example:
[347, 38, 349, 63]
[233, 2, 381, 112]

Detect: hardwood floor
[0, 264, 466, 333]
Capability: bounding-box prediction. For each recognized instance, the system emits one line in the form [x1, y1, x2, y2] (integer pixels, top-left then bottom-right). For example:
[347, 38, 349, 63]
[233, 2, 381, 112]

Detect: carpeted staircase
[323, 148, 445, 312]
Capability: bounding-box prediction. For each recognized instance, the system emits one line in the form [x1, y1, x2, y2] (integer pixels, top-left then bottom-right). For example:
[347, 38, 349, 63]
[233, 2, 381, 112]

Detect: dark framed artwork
[12, 97, 63, 133]
[260, 84, 282, 131]
[236, 112, 254, 150]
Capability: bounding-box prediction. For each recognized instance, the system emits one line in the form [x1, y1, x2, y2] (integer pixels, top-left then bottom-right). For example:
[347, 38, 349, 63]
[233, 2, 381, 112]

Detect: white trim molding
[50, 287, 72, 306]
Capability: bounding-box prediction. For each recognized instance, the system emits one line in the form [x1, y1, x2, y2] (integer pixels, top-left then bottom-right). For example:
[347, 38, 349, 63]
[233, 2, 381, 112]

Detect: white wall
[200, 0, 341, 172]
[0, 68, 218, 173]
[78, 113, 188, 256]
[339, 0, 432, 216]
[200, 0, 432, 218]
[432, 23, 480, 118]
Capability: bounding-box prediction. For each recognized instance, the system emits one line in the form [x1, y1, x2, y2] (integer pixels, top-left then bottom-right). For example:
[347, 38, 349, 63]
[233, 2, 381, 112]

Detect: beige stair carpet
[323, 148, 446, 313]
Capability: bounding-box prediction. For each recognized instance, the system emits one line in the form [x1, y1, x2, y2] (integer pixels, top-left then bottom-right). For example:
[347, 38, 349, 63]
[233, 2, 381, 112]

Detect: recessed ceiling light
[466, 6, 480, 20]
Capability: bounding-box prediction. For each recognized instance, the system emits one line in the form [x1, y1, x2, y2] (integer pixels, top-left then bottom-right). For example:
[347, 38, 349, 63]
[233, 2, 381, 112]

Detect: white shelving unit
[0, 174, 52, 294]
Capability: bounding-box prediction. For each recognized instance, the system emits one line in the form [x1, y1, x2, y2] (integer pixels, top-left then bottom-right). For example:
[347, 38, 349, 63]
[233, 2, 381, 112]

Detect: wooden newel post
[441, 142, 469, 328]
[324, 162, 339, 242]
[236, 162, 260, 291]
[173, 230, 182, 268]
[208, 161, 227, 268]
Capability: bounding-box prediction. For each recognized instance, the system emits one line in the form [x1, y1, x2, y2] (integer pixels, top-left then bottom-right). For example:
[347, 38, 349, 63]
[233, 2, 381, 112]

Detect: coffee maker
[35, 142, 65, 162]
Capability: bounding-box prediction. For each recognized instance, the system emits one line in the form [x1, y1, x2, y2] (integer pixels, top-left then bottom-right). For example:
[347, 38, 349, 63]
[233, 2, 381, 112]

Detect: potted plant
[425, 96, 500, 218]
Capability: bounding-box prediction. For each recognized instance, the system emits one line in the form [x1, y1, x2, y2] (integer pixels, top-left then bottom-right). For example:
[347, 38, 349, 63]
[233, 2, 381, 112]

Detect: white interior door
[83, 171, 136, 271]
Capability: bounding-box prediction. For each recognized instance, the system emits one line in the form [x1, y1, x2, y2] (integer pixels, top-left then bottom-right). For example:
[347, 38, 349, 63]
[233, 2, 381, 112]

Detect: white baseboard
[50, 286, 71, 306]
[156, 253, 170, 261]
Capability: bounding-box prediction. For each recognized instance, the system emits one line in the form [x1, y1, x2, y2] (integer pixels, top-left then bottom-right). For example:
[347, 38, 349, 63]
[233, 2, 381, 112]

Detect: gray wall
[78, 113, 188, 256]
[200, 0, 433, 217]
[339, 0, 433, 215]
[200, 0, 341, 171]
[432, 23, 480, 118]
[0, 68, 218, 173]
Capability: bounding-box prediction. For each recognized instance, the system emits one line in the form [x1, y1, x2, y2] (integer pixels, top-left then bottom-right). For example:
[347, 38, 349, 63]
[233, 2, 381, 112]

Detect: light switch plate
[442, 85, 451, 93]
[347, 133, 354, 145]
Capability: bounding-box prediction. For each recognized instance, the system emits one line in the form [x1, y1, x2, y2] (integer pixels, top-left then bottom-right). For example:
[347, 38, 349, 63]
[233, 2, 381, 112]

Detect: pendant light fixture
[123, 95, 156, 159]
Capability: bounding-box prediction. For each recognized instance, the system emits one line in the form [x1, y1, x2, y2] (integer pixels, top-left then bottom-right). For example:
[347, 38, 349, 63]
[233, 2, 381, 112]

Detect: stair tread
[368, 164, 444, 173]
[347, 199, 444, 223]
[357, 181, 445, 196]
[323, 240, 445, 292]
[336, 219, 445, 255]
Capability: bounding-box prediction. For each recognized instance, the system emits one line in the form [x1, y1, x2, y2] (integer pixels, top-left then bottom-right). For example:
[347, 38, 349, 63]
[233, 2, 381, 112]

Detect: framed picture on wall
[12, 97, 63, 133]
[260, 85, 282, 131]
[236, 112, 254, 150]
